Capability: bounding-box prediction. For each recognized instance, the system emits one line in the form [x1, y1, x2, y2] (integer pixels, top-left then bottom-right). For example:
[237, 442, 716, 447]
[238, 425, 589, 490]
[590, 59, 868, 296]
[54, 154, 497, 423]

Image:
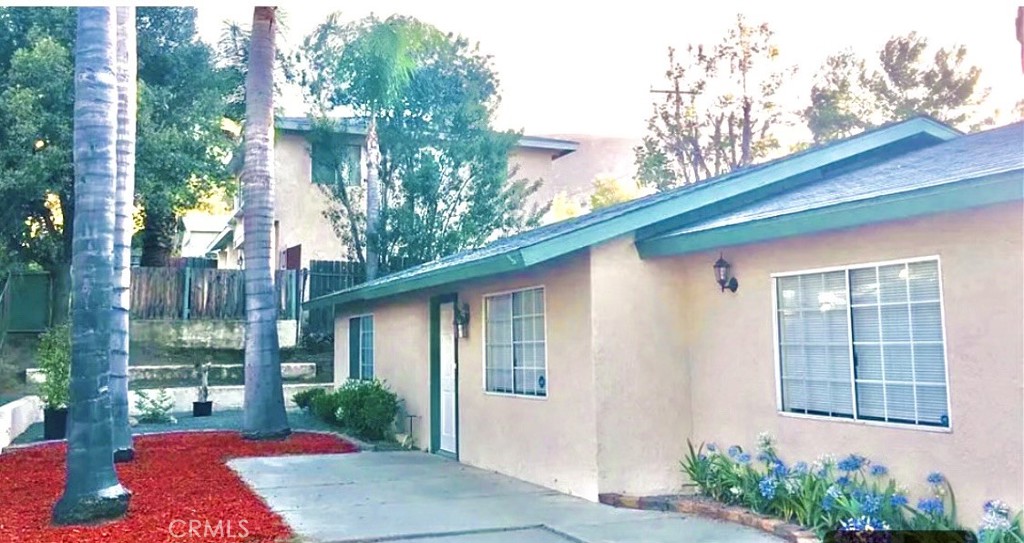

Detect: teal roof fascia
[305, 250, 526, 309]
[636, 170, 1023, 258]
[519, 118, 960, 266]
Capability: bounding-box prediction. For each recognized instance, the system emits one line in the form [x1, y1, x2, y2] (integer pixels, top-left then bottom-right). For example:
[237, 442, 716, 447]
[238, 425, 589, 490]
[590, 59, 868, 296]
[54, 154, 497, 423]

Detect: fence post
[290, 270, 299, 321]
[181, 267, 192, 320]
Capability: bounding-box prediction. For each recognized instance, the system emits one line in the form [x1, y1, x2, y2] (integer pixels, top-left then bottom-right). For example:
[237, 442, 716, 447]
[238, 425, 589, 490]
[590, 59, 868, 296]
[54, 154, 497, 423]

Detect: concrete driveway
[230, 451, 781, 543]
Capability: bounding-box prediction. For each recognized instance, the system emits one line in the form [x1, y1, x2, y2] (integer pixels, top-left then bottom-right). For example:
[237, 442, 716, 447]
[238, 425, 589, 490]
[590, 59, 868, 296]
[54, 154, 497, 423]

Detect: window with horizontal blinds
[485, 287, 547, 397]
[776, 271, 853, 418]
[775, 258, 949, 428]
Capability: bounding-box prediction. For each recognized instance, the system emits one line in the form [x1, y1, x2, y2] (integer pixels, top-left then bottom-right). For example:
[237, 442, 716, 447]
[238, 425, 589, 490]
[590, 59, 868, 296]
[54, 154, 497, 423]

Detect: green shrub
[36, 324, 70, 409]
[293, 387, 328, 410]
[333, 379, 399, 441]
[310, 388, 343, 423]
[134, 389, 177, 424]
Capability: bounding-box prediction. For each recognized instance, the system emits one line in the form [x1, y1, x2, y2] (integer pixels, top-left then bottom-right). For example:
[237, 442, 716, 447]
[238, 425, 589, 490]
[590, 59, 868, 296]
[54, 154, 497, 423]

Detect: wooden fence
[131, 267, 301, 321]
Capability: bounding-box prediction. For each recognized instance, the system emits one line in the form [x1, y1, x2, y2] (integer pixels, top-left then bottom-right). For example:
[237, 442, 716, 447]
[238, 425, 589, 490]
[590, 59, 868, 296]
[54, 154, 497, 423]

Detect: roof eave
[636, 169, 1023, 258]
[521, 120, 960, 266]
[304, 250, 528, 310]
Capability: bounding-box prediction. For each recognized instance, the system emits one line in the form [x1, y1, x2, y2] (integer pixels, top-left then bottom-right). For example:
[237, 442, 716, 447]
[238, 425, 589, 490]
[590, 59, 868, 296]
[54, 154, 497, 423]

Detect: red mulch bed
[0, 431, 357, 543]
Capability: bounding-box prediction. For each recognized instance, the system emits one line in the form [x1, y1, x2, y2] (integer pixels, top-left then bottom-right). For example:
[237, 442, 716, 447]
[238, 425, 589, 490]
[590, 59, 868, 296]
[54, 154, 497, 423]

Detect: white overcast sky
[196, 1, 1023, 141]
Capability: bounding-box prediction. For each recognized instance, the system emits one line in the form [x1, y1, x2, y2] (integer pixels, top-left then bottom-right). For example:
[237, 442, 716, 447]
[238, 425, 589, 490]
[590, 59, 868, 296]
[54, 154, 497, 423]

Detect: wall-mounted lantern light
[454, 303, 471, 338]
[714, 253, 739, 293]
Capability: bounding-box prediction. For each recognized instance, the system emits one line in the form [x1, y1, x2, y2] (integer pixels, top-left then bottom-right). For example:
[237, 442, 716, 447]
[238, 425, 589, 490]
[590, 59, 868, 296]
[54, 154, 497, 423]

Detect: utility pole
[650, 79, 699, 121]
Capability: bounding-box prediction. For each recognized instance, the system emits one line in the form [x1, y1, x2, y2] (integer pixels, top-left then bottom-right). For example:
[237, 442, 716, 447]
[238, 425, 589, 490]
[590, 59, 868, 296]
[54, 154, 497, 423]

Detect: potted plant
[36, 324, 71, 440]
[192, 361, 212, 417]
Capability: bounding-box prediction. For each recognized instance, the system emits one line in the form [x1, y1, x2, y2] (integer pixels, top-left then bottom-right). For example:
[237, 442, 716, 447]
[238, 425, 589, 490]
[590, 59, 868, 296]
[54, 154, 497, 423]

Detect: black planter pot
[43, 407, 68, 440]
[192, 401, 213, 417]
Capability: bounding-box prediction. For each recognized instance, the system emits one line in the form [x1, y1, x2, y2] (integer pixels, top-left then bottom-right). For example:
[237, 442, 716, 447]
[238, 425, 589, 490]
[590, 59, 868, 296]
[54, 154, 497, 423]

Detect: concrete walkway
[230, 451, 781, 543]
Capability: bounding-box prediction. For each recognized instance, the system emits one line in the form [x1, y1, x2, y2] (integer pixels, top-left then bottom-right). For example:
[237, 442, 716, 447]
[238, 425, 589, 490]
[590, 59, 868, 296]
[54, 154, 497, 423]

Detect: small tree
[635, 14, 792, 190]
[804, 33, 992, 143]
[301, 15, 544, 273]
[36, 324, 70, 410]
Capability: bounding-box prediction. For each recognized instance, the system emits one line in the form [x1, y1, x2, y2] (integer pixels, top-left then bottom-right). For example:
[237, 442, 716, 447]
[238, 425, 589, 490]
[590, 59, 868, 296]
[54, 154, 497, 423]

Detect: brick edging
[598, 493, 820, 543]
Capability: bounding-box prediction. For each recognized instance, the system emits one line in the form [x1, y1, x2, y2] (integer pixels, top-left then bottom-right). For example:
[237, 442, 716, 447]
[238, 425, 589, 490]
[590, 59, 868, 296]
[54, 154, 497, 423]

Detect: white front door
[439, 302, 458, 454]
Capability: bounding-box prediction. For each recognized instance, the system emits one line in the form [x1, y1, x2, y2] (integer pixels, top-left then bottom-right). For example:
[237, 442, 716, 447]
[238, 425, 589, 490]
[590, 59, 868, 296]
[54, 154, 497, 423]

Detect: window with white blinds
[484, 287, 547, 397]
[775, 258, 949, 428]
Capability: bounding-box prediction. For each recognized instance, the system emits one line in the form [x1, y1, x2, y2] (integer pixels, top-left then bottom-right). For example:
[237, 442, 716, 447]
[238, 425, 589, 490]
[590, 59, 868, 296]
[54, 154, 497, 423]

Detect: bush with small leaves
[134, 389, 177, 424]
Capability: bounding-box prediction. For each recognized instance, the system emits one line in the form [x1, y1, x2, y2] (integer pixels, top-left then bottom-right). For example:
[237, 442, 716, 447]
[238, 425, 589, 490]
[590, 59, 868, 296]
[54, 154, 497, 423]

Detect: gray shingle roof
[671, 122, 1024, 235]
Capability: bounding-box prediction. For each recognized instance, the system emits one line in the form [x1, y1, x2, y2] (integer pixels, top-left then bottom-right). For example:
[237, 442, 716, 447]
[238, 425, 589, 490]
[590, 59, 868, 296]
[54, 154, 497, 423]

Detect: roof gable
[306, 116, 962, 309]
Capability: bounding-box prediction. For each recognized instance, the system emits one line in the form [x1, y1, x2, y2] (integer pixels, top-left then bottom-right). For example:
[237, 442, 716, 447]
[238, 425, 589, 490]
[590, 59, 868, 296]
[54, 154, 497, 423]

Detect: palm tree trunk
[110, 5, 136, 463]
[53, 6, 131, 525]
[365, 117, 381, 280]
[241, 6, 290, 440]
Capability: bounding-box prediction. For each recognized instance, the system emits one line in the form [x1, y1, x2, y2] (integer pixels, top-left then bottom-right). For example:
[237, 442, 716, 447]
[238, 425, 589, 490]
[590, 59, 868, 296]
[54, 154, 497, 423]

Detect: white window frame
[348, 313, 374, 381]
[771, 255, 952, 432]
[481, 285, 549, 400]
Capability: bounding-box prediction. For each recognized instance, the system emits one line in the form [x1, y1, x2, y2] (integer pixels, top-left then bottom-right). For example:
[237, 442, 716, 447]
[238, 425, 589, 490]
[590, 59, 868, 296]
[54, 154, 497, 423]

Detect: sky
[196, 1, 1023, 141]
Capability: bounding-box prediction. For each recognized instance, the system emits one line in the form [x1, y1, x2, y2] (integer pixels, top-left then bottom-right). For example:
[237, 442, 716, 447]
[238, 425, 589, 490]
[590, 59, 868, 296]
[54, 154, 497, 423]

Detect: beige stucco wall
[510, 148, 561, 213]
[588, 237, 692, 497]
[663, 202, 1023, 524]
[456, 252, 599, 500]
[333, 251, 600, 500]
[333, 294, 433, 446]
[276, 132, 348, 267]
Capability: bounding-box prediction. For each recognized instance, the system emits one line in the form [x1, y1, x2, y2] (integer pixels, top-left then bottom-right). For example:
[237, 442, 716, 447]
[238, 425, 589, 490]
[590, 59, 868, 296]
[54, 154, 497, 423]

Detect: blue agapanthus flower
[756, 451, 771, 463]
[869, 464, 888, 477]
[984, 500, 1010, 516]
[840, 516, 890, 531]
[890, 494, 909, 507]
[836, 475, 851, 486]
[771, 461, 789, 478]
[728, 445, 741, 458]
[822, 494, 837, 512]
[838, 454, 866, 472]
[793, 461, 809, 475]
[737, 452, 752, 464]
[927, 472, 945, 485]
[706, 443, 718, 453]
[918, 497, 945, 516]
[758, 477, 778, 499]
[860, 493, 883, 516]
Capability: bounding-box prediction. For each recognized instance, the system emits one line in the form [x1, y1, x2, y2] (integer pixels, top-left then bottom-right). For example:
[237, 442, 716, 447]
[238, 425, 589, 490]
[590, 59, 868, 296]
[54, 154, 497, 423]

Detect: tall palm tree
[344, 16, 432, 278]
[241, 6, 290, 440]
[53, 6, 131, 524]
[110, 5, 136, 464]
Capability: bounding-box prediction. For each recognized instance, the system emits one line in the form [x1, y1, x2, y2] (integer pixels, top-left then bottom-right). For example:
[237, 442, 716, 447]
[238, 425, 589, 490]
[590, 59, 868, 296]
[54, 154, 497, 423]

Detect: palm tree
[349, 18, 437, 280]
[53, 6, 131, 524]
[241, 6, 290, 440]
[110, 5, 136, 463]
[305, 15, 440, 280]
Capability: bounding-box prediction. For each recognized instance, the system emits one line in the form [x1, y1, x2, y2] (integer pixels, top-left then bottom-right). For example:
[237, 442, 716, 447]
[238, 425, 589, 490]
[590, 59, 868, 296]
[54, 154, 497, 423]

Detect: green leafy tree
[0, 7, 237, 318]
[635, 14, 791, 190]
[53, 6, 130, 525]
[301, 14, 543, 274]
[804, 33, 991, 143]
[240, 6, 290, 441]
[134, 7, 238, 265]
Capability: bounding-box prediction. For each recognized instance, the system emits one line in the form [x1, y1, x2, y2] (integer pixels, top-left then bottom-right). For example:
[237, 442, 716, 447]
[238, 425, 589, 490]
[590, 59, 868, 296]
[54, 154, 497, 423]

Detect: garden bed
[599, 493, 819, 543]
[0, 431, 357, 543]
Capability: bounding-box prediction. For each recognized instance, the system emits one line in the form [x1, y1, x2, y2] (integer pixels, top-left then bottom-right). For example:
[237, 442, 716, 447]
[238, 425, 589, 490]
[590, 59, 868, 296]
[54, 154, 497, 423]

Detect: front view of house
[306, 117, 1023, 524]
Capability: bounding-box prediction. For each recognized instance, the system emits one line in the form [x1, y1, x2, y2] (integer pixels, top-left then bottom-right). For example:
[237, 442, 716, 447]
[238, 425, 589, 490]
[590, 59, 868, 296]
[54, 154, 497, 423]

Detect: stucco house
[305, 117, 1023, 522]
[205, 117, 578, 270]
